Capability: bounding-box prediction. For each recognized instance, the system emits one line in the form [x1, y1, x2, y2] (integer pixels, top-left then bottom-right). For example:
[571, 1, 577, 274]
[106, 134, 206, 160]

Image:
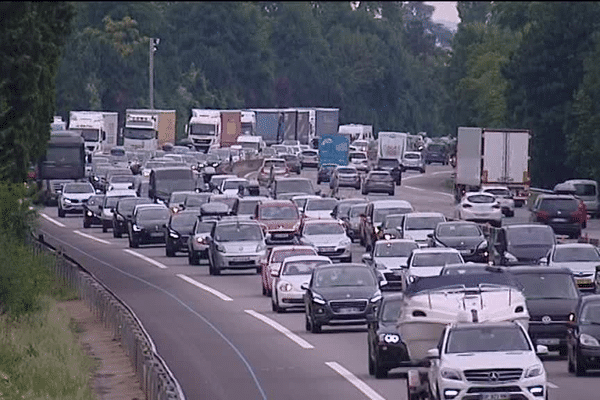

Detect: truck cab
[187, 109, 221, 152]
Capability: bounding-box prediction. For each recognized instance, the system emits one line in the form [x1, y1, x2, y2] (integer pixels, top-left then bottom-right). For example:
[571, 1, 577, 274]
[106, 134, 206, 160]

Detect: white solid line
[176, 274, 233, 302]
[123, 249, 169, 269]
[244, 309, 314, 349]
[404, 186, 454, 198]
[325, 361, 386, 400]
[548, 382, 559, 389]
[40, 213, 66, 227]
[405, 185, 426, 192]
[431, 170, 453, 176]
[73, 230, 111, 245]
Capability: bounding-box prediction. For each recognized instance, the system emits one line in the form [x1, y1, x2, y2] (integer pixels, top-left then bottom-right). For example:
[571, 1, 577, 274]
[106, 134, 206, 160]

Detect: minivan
[149, 167, 196, 204]
[556, 179, 599, 218]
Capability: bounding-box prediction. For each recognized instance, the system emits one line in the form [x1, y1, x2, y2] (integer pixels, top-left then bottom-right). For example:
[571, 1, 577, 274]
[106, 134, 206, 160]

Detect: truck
[296, 108, 312, 145]
[254, 109, 282, 146]
[318, 133, 350, 167]
[37, 130, 86, 205]
[314, 108, 339, 145]
[338, 124, 373, 142]
[68, 111, 118, 154]
[51, 116, 67, 131]
[123, 109, 176, 153]
[455, 127, 531, 206]
[240, 110, 255, 136]
[220, 110, 241, 147]
[187, 109, 221, 152]
[377, 132, 407, 163]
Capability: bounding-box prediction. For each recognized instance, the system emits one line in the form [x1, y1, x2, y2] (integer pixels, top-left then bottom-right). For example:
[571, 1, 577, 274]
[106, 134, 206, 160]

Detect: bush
[0, 181, 37, 242]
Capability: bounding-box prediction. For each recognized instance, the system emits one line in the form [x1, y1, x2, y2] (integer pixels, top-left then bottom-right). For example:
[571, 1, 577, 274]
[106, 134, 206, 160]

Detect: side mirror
[401, 264, 409, 269]
[538, 257, 548, 265]
[315, 189, 321, 196]
[536, 345, 549, 355]
[300, 282, 309, 290]
[265, 233, 272, 242]
[271, 269, 279, 277]
[379, 280, 388, 287]
[427, 233, 433, 239]
[98, 205, 103, 210]
[426, 348, 440, 359]
[362, 253, 372, 263]
[96, 189, 102, 194]
[110, 208, 115, 213]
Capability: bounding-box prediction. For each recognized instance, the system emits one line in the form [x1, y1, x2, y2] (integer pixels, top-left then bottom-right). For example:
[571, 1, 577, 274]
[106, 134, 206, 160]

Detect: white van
[236, 136, 264, 154]
[556, 179, 599, 217]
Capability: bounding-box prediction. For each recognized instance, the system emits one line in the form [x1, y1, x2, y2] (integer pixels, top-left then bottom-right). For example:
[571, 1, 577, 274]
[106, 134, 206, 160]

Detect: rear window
[574, 184, 597, 197]
[272, 249, 316, 263]
[369, 173, 391, 180]
[466, 194, 495, 204]
[539, 198, 578, 212]
[404, 153, 421, 160]
[337, 168, 356, 174]
[264, 160, 286, 168]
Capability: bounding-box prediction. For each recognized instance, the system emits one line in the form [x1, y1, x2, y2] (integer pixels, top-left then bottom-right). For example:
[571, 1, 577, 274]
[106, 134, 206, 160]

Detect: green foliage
[0, 181, 37, 242]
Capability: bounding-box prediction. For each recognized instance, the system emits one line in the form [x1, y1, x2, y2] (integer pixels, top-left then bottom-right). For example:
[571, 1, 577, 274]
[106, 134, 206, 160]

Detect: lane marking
[176, 274, 233, 301]
[40, 213, 66, 227]
[548, 382, 559, 389]
[244, 309, 314, 349]
[432, 170, 453, 176]
[123, 249, 169, 269]
[405, 185, 426, 192]
[325, 361, 386, 400]
[73, 230, 111, 245]
[405, 185, 454, 198]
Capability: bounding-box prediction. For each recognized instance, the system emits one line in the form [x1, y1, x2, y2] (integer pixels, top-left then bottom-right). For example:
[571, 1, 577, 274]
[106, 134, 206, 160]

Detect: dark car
[530, 194, 586, 238]
[510, 266, 580, 355]
[429, 221, 489, 263]
[422, 142, 448, 165]
[367, 293, 410, 378]
[330, 198, 367, 221]
[112, 197, 154, 238]
[165, 210, 198, 257]
[128, 204, 171, 248]
[317, 164, 337, 184]
[231, 196, 266, 219]
[82, 194, 105, 228]
[302, 264, 383, 333]
[567, 294, 600, 375]
[271, 177, 319, 200]
[489, 224, 556, 266]
[281, 154, 301, 174]
[330, 166, 361, 190]
[376, 158, 401, 185]
[362, 171, 395, 196]
[378, 214, 406, 241]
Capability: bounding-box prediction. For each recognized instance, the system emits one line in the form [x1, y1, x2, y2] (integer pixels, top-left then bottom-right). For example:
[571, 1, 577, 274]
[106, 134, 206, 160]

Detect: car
[57, 182, 96, 217]
[168, 191, 198, 212]
[428, 321, 548, 400]
[82, 194, 104, 228]
[206, 220, 267, 275]
[330, 166, 361, 191]
[281, 154, 301, 174]
[165, 210, 198, 257]
[303, 264, 383, 333]
[348, 151, 369, 173]
[401, 151, 425, 173]
[291, 195, 322, 213]
[456, 191, 502, 227]
[208, 174, 238, 193]
[99, 189, 137, 232]
[377, 213, 407, 241]
[429, 221, 489, 263]
[260, 246, 319, 296]
[567, 294, 600, 375]
[558, 179, 599, 218]
[530, 194, 586, 238]
[316, 164, 336, 184]
[362, 239, 419, 290]
[299, 149, 319, 169]
[271, 255, 332, 313]
[543, 243, 600, 292]
[482, 185, 515, 217]
[106, 174, 138, 192]
[361, 171, 395, 196]
[346, 203, 367, 242]
[257, 158, 288, 187]
[299, 219, 352, 262]
[490, 224, 556, 266]
[509, 266, 580, 356]
[375, 158, 401, 185]
[553, 183, 589, 228]
[400, 212, 446, 247]
[330, 198, 367, 221]
[422, 142, 448, 165]
[271, 177, 319, 200]
[187, 218, 217, 265]
[208, 194, 238, 213]
[231, 196, 267, 219]
[218, 178, 249, 196]
[180, 192, 212, 212]
[367, 293, 410, 378]
[255, 200, 301, 245]
[360, 200, 414, 251]
[405, 247, 464, 280]
[127, 204, 171, 248]
[302, 197, 339, 220]
[111, 197, 154, 238]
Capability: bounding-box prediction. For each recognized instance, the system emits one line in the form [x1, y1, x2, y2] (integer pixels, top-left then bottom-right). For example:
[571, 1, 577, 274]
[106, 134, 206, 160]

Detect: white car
[362, 239, 419, 289]
[427, 321, 548, 400]
[299, 219, 352, 262]
[482, 185, 515, 217]
[219, 178, 249, 196]
[348, 151, 370, 172]
[401, 212, 446, 247]
[271, 255, 332, 312]
[58, 182, 96, 217]
[406, 248, 464, 279]
[544, 243, 600, 292]
[303, 197, 338, 220]
[401, 151, 426, 173]
[456, 192, 502, 227]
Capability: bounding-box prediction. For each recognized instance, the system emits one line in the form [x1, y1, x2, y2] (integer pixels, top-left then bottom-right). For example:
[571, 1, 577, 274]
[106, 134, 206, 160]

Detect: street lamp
[149, 37, 159, 110]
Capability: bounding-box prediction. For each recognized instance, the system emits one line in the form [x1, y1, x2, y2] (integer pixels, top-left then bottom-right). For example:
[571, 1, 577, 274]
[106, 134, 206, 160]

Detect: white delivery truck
[186, 109, 221, 152]
[455, 127, 531, 205]
[338, 124, 373, 142]
[241, 110, 255, 136]
[377, 131, 408, 164]
[123, 109, 176, 153]
[68, 111, 118, 154]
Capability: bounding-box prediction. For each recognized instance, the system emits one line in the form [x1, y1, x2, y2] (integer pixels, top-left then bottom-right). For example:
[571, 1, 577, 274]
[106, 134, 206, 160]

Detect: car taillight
[536, 210, 549, 221]
[492, 204, 500, 209]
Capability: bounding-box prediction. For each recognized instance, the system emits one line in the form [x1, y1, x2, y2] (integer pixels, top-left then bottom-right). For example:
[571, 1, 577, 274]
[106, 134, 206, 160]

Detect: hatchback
[530, 194, 586, 238]
[456, 192, 502, 227]
[362, 171, 395, 196]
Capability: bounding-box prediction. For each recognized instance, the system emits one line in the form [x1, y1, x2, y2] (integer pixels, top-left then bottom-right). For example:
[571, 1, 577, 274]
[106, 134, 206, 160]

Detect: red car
[255, 200, 301, 245]
[260, 245, 317, 296]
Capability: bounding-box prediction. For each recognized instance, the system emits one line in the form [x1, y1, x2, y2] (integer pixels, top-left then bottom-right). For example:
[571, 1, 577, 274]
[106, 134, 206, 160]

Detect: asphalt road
[37, 164, 600, 400]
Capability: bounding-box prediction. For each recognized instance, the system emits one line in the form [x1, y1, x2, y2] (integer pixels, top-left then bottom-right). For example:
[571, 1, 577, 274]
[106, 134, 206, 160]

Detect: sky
[425, 1, 460, 24]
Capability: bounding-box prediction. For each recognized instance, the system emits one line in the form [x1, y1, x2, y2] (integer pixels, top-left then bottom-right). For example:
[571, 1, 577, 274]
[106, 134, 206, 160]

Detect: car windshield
[272, 249, 316, 263]
[506, 227, 555, 246]
[117, 199, 151, 214]
[194, 221, 215, 234]
[437, 224, 481, 237]
[485, 188, 511, 197]
[110, 176, 135, 183]
[301, 150, 317, 157]
[276, 179, 314, 194]
[170, 193, 190, 205]
[514, 273, 579, 299]
[580, 303, 600, 323]
[404, 153, 420, 160]
[374, 207, 413, 224]
[306, 199, 338, 211]
[185, 195, 210, 207]
[378, 159, 398, 168]
[350, 204, 367, 218]
[553, 246, 600, 262]
[369, 173, 391, 181]
[214, 224, 262, 242]
[405, 216, 445, 230]
[105, 196, 128, 208]
[304, 223, 345, 235]
[446, 326, 531, 353]
[383, 215, 404, 229]
[337, 201, 364, 218]
[223, 180, 248, 190]
[170, 213, 197, 229]
[237, 200, 261, 215]
[64, 183, 94, 193]
[264, 160, 286, 168]
[282, 260, 330, 275]
[337, 168, 356, 174]
[314, 267, 375, 288]
[466, 194, 495, 204]
[573, 184, 597, 197]
[137, 208, 171, 221]
[375, 242, 418, 257]
[259, 206, 298, 220]
[539, 198, 578, 212]
[411, 253, 462, 267]
[381, 300, 403, 322]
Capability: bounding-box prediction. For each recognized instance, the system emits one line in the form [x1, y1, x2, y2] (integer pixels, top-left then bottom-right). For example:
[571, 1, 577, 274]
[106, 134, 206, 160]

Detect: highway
[37, 164, 600, 400]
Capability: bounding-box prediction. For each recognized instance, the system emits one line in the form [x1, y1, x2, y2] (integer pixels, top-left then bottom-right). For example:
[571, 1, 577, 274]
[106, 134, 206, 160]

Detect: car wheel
[343, 256, 352, 263]
[389, 190, 395, 196]
[559, 346, 568, 357]
[575, 348, 587, 376]
[256, 267, 261, 274]
[568, 345, 575, 373]
[83, 219, 90, 229]
[113, 228, 121, 239]
[272, 297, 278, 312]
[492, 220, 502, 228]
[317, 179, 321, 185]
[373, 358, 387, 379]
[420, 168, 425, 173]
[58, 206, 65, 218]
[305, 313, 311, 332]
[102, 223, 108, 233]
[362, 189, 368, 195]
[166, 245, 175, 257]
[310, 316, 321, 333]
[368, 346, 375, 376]
[129, 237, 139, 248]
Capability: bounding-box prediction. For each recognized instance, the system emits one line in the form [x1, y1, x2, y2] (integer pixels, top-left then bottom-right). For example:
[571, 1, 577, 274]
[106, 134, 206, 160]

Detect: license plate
[482, 395, 510, 400]
[150, 232, 164, 237]
[577, 279, 592, 284]
[537, 338, 560, 345]
[272, 234, 289, 239]
[460, 250, 472, 255]
[320, 247, 336, 252]
[552, 218, 568, 222]
[234, 257, 252, 262]
[338, 308, 360, 314]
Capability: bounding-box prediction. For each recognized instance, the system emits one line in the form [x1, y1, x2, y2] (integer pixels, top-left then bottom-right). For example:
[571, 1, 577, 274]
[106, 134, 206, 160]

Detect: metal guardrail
[28, 234, 185, 400]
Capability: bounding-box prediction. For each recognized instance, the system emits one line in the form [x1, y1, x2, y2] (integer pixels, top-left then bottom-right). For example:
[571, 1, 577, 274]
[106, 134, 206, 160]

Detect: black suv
[530, 194, 585, 238]
[376, 158, 401, 185]
[489, 224, 556, 266]
[112, 197, 154, 238]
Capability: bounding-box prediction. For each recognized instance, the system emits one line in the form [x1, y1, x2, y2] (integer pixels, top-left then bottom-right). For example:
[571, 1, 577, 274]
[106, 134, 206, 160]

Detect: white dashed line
[548, 382, 559, 389]
[405, 185, 454, 198]
[176, 274, 233, 301]
[325, 361, 386, 400]
[244, 309, 314, 349]
[40, 213, 66, 227]
[123, 249, 169, 269]
[73, 230, 111, 245]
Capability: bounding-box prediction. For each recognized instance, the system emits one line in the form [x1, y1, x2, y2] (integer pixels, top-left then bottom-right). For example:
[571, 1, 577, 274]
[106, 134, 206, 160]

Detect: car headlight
[86, 210, 93, 217]
[93, 176, 99, 181]
[312, 294, 326, 305]
[505, 252, 518, 262]
[383, 233, 393, 240]
[195, 236, 207, 244]
[580, 333, 600, 347]
[171, 207, 180, 213]
[64, 198, 72, 204]
[340, 238, 351, 246]
[132, 224, 142, 232]
[216, 244, 226, 253]
[379, 333, 400, 344]
[370, 291, 382, 303]
[441, 368, 462, 381]
[279, 282, 293, 292]
[256, 243, 266, 252]
[477, 240, 488, 250]
[525, 364, 544, 378]
[169, 230, 180, 239]
[156, 198, 165, 205]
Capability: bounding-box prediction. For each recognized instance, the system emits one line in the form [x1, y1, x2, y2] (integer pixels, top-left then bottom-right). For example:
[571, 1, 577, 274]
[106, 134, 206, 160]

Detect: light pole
[149, 37, 159, 110]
